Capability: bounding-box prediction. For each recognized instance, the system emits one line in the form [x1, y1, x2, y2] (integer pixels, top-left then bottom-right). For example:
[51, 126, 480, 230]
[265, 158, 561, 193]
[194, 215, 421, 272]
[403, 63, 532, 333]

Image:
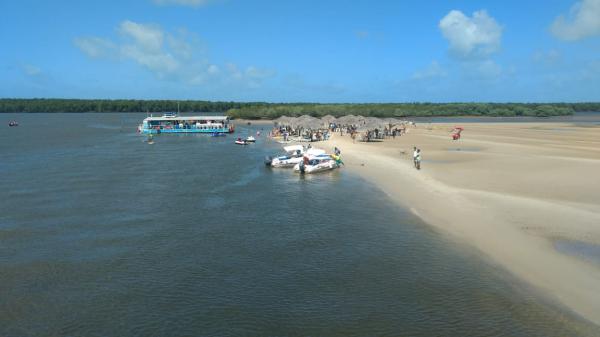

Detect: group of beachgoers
[331, 122, 412, 143]
[269, 125, 331, 142]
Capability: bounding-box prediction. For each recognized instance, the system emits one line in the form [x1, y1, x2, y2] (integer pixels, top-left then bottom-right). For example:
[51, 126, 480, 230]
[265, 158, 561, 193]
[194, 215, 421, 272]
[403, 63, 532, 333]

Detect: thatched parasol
[320, 114, 337, 125]
[274, 115, 292, 125]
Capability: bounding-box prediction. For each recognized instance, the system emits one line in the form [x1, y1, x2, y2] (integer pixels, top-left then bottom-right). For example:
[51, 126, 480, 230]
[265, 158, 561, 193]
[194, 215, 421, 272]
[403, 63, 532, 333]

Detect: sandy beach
[329, 122, 600, 325]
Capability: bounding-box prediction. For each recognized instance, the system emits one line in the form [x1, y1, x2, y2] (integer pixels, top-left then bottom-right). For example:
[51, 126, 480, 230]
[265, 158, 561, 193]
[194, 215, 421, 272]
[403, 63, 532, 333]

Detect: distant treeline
[2, 99, 599, 118]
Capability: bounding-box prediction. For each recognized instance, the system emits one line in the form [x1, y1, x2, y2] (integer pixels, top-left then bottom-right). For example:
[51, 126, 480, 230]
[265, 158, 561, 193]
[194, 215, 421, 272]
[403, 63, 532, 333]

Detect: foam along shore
[329, 122, 600, 326]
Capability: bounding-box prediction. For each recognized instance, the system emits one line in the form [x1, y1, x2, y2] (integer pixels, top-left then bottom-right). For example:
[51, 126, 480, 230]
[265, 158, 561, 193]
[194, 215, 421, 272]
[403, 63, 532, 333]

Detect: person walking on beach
[413, 146, 418, 168]
[415, 149, 421, 170]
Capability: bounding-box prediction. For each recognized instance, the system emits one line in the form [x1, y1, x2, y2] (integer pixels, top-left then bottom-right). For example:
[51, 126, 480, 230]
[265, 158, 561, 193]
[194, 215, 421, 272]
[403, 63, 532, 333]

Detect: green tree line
[2, 99, 598, 118]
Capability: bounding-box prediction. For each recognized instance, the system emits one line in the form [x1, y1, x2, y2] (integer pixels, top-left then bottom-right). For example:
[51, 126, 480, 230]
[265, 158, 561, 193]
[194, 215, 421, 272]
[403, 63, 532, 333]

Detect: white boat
[245, 136, 256, 143]
[235, 138, 248, 145]
[293, 155, 339, 174]
[265, 145, 304, 167]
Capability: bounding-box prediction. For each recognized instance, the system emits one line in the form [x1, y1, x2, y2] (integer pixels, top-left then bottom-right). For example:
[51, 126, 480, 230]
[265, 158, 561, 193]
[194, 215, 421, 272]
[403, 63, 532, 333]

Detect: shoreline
[327, 122, 600, 326]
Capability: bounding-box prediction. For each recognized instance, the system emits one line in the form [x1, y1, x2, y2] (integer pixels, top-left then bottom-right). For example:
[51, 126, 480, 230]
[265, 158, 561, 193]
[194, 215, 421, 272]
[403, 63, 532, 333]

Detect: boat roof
[143, 115, 229, 122]
[283, 145, 304, 153]
[306, 148, 326, 156]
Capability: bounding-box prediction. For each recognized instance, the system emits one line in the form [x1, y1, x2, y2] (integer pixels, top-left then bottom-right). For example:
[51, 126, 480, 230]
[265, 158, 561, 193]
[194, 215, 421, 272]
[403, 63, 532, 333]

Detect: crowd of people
[269, 125, 331, 142]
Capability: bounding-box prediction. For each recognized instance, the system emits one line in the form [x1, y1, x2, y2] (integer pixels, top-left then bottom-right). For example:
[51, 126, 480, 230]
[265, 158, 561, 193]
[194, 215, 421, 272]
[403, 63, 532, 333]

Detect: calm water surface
[1, 113, 598, 336]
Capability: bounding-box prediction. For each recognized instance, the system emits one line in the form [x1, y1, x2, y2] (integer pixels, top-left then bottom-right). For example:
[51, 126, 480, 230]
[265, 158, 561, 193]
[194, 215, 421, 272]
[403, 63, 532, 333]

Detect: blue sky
[1, 0, 599, 102]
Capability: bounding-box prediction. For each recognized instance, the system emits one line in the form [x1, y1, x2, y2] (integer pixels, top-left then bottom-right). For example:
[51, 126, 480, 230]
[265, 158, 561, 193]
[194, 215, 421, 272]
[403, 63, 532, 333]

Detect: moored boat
[235, 138, 248, 145]
[245, 136, 256, 143]
[265, 145, 305, 167]
[138, 113, 234, 134]
[293, 155, 339, 174]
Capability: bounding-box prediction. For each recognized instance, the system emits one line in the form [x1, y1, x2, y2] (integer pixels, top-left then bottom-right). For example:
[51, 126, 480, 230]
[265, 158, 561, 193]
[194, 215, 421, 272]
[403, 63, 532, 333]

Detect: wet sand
[329, 123, 600, 326]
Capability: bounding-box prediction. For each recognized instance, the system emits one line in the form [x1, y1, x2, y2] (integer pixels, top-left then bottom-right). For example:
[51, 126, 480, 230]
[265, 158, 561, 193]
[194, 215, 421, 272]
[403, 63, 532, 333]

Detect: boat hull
[141, 128, 232, 134]
[270, 157, 303, 168]
[293, 160, 338, 174]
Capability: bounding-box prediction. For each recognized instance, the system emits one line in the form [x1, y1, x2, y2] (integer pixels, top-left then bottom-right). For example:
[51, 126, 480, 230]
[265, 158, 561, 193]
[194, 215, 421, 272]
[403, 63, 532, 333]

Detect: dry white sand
[328, 122, 600, 325]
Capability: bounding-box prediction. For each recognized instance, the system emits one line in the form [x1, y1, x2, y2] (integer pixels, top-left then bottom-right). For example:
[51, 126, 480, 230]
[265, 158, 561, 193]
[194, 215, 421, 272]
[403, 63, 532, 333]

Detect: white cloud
[74, 37, 116, 58]
[532, 49, 562, 65]
[207, 64, 220, 74]
[119, 21, 164, 52]
[74, 20, 275, 88]
[551, 0, 600, 41]
[224, 63, 275, 88]
[152, 0, 213, 7]
[22, 64, 42, 77]
[471, 59, 503, 79]
[439, 10, 502, 58]
[355, 31, 369, 39]
[117, 21, 180, 76]
[411, 61, 447, 80]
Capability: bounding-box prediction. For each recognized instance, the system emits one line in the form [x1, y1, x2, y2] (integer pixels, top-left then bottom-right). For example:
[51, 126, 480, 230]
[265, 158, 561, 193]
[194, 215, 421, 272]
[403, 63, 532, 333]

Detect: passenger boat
[138, 113, 234, 134]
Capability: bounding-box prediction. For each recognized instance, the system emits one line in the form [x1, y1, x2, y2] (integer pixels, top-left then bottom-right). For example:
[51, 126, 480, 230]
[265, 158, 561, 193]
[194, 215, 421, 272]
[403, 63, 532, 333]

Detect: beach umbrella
[320, 114, 337, 125]
[336, 114, 359, 125]
[274, 115, 292, 126]
[296, 118, 323, 130]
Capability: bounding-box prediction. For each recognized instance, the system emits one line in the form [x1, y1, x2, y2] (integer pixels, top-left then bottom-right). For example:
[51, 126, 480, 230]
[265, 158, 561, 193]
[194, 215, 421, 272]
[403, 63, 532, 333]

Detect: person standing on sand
[413, 147, 418, 168]
[415, 149, 421, 170]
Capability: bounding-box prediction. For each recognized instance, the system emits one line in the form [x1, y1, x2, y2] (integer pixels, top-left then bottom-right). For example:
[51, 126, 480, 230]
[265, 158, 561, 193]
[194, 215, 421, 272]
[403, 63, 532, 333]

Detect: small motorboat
[235, 138, 248, 145]
[8, 121, 18, 127]
[245, 136, 256, 143]
[265, 145, 305, 168]
[293, 155, 339, 174]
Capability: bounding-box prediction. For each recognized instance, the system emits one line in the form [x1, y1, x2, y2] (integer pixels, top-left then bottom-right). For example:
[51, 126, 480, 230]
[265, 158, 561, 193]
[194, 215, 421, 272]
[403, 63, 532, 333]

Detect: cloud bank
[551, 0, 600, 41]
[74, 20, 274, 89]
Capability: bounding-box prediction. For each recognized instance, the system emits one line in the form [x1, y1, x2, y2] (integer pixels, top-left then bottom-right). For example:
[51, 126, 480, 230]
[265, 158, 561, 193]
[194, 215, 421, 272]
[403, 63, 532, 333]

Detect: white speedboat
[265, 145, 304, 167]
[293, 155, 339, 174]
[265, 146, 326, 168]
[245, 136, 256, 143]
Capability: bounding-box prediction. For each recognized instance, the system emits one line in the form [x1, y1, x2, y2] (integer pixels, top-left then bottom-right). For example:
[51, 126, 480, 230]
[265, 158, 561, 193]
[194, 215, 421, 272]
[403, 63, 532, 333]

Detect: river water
[1, 113, 598, 336]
